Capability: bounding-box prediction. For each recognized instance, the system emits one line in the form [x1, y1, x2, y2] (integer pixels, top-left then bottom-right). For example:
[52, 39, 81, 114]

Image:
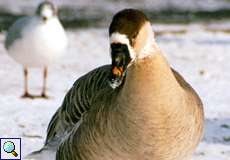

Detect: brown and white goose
[56, 9, 204, 160]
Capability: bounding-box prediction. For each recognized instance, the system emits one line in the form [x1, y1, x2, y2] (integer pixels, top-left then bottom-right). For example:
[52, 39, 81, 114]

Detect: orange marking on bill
[112, 67, 123, 76]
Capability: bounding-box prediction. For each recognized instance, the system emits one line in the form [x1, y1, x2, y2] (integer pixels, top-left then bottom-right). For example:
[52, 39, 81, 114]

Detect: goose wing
[172, 68, 203, 107]
[45, 65, 112, 146]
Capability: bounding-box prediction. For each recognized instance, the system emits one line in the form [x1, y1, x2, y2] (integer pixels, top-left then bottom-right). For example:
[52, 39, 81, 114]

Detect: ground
[0, 22, 230, 159]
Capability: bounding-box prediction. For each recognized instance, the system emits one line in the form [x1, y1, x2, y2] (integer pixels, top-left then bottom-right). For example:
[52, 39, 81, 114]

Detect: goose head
[36, 1, 57, 22]
[109, 9, 155, 89]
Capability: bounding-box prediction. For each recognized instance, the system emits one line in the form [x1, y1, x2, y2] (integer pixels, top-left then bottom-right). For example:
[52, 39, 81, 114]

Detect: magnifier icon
[3, 141, 18, 157]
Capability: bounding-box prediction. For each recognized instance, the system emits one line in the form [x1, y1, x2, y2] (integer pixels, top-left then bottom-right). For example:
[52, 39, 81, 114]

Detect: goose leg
[21, 67, 34, 98]
[41, 66, 49, 98]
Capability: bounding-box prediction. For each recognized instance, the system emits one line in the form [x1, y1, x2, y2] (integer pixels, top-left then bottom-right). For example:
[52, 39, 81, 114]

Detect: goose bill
[109, 43, 131, 89]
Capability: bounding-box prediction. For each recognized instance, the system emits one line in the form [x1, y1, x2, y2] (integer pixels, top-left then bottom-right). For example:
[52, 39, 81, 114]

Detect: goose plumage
[45, 65, 114, 145]
[56, 9, 204, 160]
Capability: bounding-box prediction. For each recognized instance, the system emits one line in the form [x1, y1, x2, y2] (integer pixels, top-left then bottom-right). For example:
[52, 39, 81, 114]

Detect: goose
[4, 1, 68, 98]
[55, 9, 204, 160]
[25, 8, 204, 160]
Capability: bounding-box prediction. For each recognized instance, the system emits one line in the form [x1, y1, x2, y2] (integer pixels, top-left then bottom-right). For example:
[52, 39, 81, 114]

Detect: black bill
[109, 43, 131, 89]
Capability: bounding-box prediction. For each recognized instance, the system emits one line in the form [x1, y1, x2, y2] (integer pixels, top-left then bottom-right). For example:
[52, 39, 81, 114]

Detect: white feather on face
[110, 24, 157, 61]
[110, 32, 136, 60]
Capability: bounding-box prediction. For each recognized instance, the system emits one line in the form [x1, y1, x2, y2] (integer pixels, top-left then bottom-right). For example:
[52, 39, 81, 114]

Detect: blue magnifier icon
[3, 141, 18, 157]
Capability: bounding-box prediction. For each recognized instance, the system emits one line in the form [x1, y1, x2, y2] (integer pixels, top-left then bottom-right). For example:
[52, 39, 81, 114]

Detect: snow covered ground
[0, 23, 230, 159]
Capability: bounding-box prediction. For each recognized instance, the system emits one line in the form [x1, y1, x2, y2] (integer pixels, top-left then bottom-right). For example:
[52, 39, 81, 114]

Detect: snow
[0, 23, 230, 159]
